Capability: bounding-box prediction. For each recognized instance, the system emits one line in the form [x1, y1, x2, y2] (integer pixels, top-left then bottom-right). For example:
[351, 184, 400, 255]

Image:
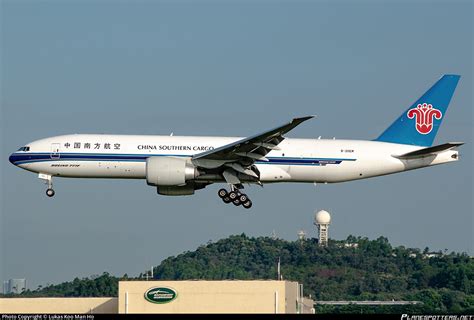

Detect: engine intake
[146, 156, 197, 186]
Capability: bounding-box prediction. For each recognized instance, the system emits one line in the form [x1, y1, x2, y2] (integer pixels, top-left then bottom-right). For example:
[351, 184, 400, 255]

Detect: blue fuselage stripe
[9, 152, 356, 166]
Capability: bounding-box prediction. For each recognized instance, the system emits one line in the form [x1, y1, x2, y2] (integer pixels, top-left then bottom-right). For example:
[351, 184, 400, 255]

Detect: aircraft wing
[192, 116, 314, 181]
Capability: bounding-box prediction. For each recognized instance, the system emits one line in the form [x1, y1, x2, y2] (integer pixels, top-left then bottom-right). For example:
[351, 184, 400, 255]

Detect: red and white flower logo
[407, 103, 442, 135]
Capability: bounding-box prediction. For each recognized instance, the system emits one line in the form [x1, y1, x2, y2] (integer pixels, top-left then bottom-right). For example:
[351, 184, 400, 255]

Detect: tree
[8, 235, 473, 314]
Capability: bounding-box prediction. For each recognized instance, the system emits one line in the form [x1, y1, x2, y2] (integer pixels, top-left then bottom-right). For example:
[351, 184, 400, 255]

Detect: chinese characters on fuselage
[63, 142, 121, 150]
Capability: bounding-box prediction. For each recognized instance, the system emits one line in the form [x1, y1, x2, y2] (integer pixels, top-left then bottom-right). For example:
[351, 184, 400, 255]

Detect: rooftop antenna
[277, 257, 281, 280]
[271, 230, 277, 240]
[297, 230, 306, 241]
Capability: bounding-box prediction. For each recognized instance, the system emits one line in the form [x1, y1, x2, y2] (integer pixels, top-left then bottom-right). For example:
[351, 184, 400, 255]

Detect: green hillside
[152, 234, 473, 313]
[8, 234, 474, 313]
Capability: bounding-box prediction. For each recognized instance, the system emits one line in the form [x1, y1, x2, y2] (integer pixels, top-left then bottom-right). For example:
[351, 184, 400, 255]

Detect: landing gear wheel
[46, 189, 55, 197]
[223, 197, 231, 204]
[218, 188, 228, 198]
[239, 194, 248, 203]
[228, 191, 238, 200]
[233, 199, 241, 206]
[242, 200, 252, 209]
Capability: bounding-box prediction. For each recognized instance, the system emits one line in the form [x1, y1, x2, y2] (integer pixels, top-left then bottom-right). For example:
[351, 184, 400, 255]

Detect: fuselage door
[51, 143, 61, 160]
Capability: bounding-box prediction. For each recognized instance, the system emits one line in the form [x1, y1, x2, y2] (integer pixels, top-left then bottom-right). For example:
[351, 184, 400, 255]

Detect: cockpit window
[17, 147, 30, 152]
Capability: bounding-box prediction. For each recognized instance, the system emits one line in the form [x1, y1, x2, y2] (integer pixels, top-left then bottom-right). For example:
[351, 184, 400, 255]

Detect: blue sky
[1, 0, 472, 289]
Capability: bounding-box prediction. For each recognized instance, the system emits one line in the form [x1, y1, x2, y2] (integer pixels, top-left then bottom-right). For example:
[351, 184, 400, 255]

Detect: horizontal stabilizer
[393, 142, 464, 159]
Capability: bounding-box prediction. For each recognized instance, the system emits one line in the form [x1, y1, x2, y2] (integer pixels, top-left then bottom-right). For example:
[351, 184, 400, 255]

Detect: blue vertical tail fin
[375, 74, 460, 147]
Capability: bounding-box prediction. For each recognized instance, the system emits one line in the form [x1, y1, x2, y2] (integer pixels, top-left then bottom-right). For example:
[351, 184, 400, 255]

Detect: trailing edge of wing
[393, 142, 464, 159]
[192, 116, 315, 162]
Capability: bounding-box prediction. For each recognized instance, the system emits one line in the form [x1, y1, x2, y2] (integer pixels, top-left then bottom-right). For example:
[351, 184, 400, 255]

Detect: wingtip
[293, 115, 316, 122]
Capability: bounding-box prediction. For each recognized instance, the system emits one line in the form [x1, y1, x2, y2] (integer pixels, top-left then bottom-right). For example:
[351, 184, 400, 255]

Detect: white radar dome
[315, 210, 331, 224]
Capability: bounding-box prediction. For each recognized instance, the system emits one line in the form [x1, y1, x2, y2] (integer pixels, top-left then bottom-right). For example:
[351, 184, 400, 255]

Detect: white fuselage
[10, 134, 459, 184]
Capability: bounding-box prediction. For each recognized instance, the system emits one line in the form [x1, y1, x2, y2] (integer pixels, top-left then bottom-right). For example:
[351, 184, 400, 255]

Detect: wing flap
[222, 169, 241, 185]
[225, 163, 259, 178]
[253, 142, 281, 150]
[235, 152, 269, 161]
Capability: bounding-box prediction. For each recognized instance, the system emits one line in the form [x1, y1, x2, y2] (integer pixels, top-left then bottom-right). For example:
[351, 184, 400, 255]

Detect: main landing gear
[218, 187, 252, 209]
[39, 173, 55, 198]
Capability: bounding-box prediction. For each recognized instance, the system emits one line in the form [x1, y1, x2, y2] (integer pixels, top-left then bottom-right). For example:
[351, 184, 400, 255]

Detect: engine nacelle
[146, 156, 197, 186]
[157, 184, 195, 196]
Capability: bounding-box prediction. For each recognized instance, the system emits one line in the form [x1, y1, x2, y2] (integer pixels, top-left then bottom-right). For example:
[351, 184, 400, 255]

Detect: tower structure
[297, 230, 306, 241]
[314, 210, 331, 247]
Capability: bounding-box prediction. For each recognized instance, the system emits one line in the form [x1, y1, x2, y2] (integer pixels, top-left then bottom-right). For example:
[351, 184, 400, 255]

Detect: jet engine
[146, 156, 198, 187]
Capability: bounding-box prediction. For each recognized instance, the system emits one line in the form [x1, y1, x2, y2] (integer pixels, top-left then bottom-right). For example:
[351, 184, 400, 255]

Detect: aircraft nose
[9, 153, 16, 165]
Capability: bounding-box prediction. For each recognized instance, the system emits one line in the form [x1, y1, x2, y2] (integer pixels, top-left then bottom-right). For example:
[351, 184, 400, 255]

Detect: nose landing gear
[39, 173, 55, 198]
[217, 187, 252, 209]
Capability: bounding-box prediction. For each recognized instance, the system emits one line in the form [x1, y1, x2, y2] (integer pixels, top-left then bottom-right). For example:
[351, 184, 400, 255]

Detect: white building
[3, 279, 27, 294]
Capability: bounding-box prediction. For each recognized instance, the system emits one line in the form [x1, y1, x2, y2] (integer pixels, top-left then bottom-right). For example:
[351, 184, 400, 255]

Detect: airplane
[9, 74, 463, 209]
